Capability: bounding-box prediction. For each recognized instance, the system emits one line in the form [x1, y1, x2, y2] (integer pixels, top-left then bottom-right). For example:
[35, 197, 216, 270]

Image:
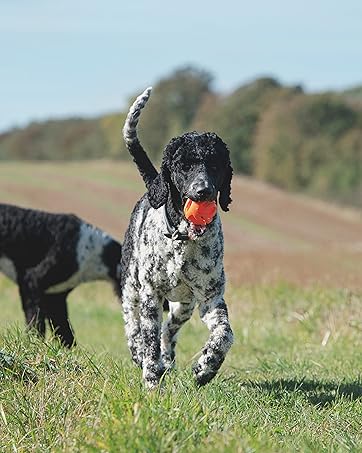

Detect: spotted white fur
[121, 198, 233, 389]
[121, 88, 233, 389]
[46, 223, 114, 294]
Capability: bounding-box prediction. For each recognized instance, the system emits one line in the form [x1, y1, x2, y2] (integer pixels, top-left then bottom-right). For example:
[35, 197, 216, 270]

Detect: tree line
[1, 66, 362, 206]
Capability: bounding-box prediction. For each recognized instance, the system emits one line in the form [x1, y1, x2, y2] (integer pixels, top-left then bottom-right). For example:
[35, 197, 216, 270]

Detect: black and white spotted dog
[0, 203, 121, 346]
[120, 87, 234, 389]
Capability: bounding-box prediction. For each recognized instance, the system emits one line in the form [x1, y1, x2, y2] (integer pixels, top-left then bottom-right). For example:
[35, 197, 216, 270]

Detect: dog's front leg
[122, 290, 143, 367]
[18, 275, 44, 336]
[192, 298, 233, 385]
[18, 250, 60, 336]
[161, 300, 196, 370]
[140, 290, 164, 389]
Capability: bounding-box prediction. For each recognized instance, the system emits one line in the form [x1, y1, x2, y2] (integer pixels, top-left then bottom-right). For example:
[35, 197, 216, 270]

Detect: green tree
[137, 65, 213, 161]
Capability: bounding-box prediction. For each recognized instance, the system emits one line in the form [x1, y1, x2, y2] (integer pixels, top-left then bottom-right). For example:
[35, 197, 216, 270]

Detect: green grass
[0, 277, 361, 452]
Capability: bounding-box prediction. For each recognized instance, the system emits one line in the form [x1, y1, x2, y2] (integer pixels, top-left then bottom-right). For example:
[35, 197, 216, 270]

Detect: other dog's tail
[122, 87, 158, 189]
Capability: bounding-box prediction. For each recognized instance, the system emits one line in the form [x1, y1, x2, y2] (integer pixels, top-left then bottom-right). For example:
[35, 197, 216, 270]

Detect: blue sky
[1, 0, 361, 132]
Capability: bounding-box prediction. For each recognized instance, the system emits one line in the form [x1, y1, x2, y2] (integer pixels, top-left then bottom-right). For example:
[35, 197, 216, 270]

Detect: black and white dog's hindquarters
[121, 88, 234, 389]
[0, 203, 122, 347]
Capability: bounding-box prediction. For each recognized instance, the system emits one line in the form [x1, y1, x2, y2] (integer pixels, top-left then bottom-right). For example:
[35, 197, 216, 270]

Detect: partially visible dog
[0, 203, 121, 346]
[120, 87, 234, 389]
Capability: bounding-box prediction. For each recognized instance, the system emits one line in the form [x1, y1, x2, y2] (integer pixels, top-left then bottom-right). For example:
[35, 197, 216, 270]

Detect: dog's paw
[144, 377, 160, 391]
[161, 354, 175, 372]
[142, 361, 164, 390]
[192, 362, 217, 386]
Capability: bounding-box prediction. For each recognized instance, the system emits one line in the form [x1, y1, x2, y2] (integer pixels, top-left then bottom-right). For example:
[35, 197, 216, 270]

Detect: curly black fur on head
[147, 131, 233, 212]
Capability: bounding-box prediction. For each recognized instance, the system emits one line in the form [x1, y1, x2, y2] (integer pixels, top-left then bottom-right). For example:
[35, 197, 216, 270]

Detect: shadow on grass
[243, 378, 362, 408]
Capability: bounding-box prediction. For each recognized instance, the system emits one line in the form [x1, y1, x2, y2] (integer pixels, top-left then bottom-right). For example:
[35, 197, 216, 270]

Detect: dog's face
[170, 134, 229, 205]
[148, 132, 233, 219]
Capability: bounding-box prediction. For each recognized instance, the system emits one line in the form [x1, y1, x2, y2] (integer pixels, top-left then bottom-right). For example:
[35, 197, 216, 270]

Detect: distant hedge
[1, 66, 362, 206]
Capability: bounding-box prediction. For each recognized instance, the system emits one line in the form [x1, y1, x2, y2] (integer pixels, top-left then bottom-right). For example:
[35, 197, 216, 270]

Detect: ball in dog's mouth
[183, 199, 217, 239]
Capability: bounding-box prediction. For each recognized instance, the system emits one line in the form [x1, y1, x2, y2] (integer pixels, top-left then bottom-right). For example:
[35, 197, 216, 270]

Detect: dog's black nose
[194, 183, 214, 200]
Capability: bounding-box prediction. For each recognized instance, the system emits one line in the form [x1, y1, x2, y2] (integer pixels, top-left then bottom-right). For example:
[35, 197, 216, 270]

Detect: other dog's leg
[18, 246, 70, 336]
[45, 292, 76, 347]
[18, 275, 43, 335]
[140, 291, 163, 389]
[123, 288, 143, 367]
[161, 301, 195, 370]
[192, 298, 233, 385]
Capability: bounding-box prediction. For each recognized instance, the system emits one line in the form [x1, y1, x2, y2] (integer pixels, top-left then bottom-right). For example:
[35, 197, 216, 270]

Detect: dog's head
[148, 131, 233, 217]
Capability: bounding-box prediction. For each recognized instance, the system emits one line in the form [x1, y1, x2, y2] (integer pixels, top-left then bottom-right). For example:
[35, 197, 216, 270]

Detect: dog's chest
[135, 209, 225, 301]
[158, 236, 224, 302]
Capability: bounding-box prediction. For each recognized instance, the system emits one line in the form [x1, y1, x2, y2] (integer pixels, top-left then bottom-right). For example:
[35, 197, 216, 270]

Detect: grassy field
[0, 161, 362, 451]
[0, 277, 361, 452]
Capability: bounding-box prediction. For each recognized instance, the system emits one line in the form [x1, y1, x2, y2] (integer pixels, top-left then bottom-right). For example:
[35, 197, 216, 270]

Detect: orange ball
[183, 199, 217, 226]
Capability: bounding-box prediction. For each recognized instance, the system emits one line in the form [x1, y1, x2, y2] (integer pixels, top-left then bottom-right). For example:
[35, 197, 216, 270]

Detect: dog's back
[0, 203, 80, 273]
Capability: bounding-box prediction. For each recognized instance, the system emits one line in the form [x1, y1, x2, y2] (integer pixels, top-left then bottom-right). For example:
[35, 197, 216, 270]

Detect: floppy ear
[148, 138, 179, 209]
[148, 172, 169, 209]
[219, 163, 233, 212]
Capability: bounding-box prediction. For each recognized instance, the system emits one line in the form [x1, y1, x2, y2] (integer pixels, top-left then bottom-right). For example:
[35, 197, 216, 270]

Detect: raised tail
[122, 87, 158, 189]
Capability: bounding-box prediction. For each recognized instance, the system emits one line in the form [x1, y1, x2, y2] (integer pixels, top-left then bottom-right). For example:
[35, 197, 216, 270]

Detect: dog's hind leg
[192, 298, 233, 385]
[161, 301, 195, 370]
[18, 243, 76, 336]
[44, 291, 75, 347]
